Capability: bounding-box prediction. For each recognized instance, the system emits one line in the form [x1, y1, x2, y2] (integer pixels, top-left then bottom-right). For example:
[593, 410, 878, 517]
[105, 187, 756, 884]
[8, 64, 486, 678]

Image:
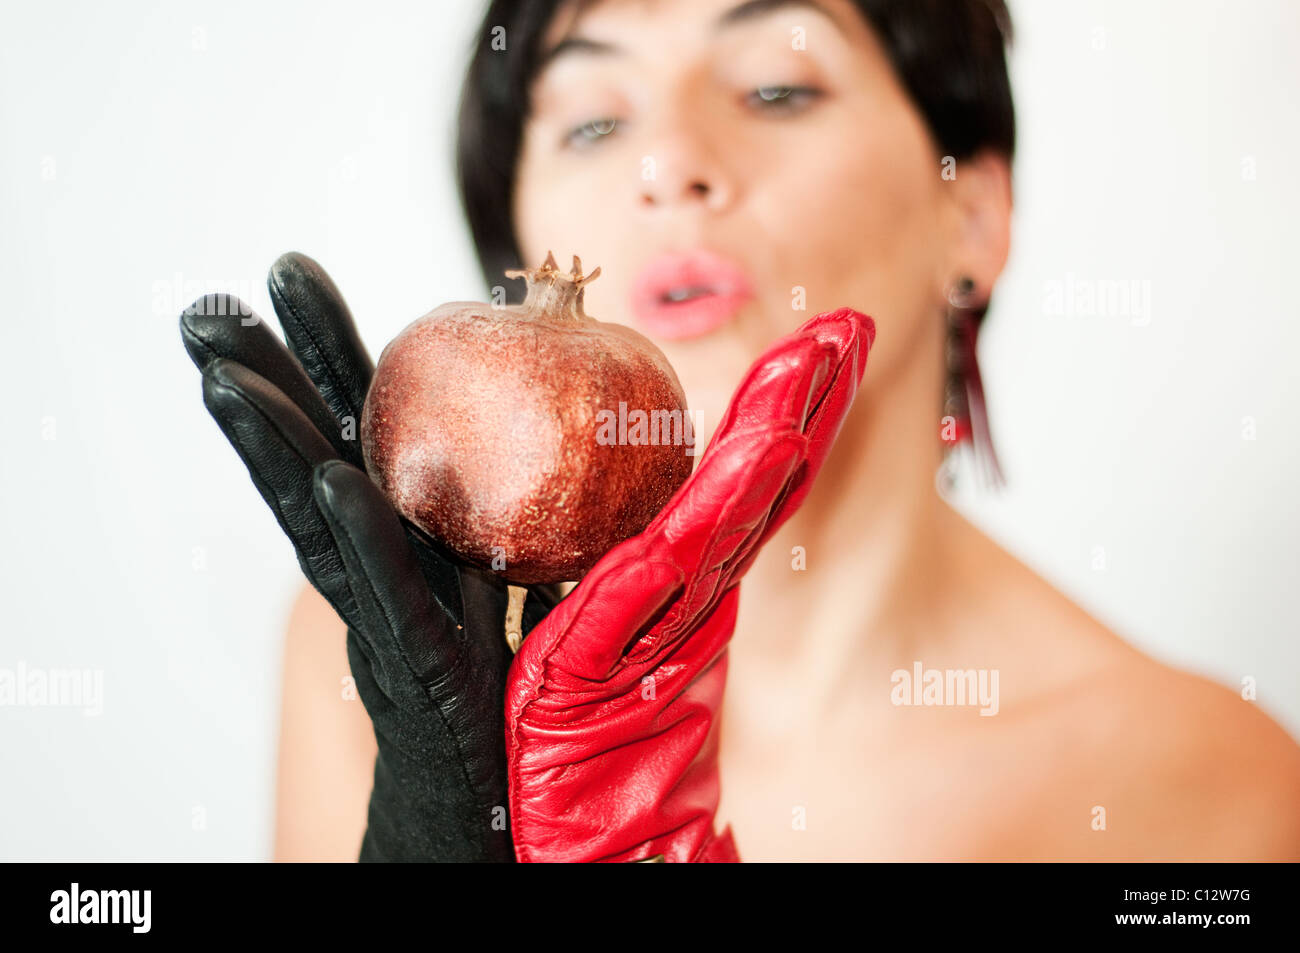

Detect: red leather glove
[505, 307, 874, 863]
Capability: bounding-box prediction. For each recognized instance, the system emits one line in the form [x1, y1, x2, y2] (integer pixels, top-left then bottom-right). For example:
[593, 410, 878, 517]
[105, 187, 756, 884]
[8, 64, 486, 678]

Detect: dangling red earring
[943, 277, 1005, 490]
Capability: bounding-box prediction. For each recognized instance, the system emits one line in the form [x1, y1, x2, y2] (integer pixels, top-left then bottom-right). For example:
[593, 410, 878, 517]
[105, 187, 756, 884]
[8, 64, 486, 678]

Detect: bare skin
[273, 587, 374, 862]
[273, 0, 1300, 861]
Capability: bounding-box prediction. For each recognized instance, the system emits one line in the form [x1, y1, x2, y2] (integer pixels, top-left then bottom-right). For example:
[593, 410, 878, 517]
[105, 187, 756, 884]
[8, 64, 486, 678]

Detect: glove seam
[180, 322, 221, 367]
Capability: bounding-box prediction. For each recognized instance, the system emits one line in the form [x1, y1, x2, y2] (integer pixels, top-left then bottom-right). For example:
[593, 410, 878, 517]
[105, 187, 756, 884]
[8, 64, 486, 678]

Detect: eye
[746, 85, 823, 113]
[563, 117, 619, 149]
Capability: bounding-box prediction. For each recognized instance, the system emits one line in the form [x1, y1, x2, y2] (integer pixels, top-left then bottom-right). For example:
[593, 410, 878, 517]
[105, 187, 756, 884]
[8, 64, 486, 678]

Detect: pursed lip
[630, 249, 756, 340]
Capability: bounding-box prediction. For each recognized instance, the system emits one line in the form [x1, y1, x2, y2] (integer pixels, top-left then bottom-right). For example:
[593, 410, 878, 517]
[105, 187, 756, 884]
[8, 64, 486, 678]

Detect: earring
[941, 276, 1005, 491]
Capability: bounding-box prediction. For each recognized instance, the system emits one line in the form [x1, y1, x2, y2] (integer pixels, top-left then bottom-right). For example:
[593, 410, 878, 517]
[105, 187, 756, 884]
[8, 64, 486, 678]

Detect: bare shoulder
[944, 504, 1148, 679]
[948, 507, 1300, 859]
[1082, 653, 1300, 860]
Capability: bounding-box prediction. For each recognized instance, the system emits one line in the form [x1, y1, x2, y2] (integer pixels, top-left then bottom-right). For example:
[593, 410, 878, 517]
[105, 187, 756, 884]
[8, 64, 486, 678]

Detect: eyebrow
[536, 0, 845, 75]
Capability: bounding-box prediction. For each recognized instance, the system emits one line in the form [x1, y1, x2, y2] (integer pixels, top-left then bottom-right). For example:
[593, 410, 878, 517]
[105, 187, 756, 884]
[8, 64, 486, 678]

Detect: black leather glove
[179, 252, 554, 862]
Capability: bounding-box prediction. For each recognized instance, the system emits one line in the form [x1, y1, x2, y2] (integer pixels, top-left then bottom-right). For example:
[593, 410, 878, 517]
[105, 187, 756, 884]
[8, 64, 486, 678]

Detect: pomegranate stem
[505, 585, 528, 653]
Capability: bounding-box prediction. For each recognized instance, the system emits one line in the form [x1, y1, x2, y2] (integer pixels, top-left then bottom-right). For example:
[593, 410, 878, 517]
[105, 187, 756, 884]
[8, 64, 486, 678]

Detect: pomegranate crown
[504, 250, 600, 320]
[504, 250, 600, 288]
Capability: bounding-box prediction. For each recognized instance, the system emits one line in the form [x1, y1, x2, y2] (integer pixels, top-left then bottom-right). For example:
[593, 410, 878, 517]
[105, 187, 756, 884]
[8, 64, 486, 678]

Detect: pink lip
[630, 249, 755, 340]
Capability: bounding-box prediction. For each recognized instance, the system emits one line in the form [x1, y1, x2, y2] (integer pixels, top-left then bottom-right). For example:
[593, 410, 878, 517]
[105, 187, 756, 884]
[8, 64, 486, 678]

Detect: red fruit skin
[361, 300, 694, 585]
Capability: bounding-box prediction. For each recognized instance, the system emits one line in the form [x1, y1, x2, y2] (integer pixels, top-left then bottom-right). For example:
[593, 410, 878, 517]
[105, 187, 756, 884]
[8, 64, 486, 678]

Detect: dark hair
[455, 0, 1015, 298]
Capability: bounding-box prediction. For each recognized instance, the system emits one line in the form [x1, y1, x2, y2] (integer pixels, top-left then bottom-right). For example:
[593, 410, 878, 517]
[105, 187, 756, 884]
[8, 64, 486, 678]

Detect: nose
[637, 110, 736, 214]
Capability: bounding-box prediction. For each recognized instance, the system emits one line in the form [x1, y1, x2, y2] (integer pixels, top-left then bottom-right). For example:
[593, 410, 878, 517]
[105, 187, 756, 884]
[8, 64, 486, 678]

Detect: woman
[262, 0, 1300, 860]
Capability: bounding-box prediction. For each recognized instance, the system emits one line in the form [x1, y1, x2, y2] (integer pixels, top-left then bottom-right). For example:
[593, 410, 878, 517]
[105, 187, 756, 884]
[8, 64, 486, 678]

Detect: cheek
[759, 117, 935, 304]
[514, 149, 639, 318]
[750, 105, 946, 373]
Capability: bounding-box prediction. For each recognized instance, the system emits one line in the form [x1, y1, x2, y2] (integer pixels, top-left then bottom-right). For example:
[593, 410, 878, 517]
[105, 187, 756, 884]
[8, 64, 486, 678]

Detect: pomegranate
[362, 252, 694, 643]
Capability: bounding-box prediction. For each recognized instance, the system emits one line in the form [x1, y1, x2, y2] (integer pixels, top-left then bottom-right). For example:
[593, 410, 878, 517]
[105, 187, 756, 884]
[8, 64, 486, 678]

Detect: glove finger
[679, 307, 872, 556]
[761, 307, 873, 537]
[180, 294, 357, 465]
[200, 358, 358, 625]
[688, 309, 871, 586]
[311, 459, 463, 686]
[640, 327, 834, 565]
[268, 253, 374, 445]
[652, 427, 804, 616]
[697, 330, 834, 461]
[705, 308, 871, 450]
[513, 544, 684, 684]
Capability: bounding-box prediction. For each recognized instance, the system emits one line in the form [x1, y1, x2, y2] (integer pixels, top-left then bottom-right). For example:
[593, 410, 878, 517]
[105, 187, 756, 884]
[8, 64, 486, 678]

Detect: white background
[1, 0, 1297, 860]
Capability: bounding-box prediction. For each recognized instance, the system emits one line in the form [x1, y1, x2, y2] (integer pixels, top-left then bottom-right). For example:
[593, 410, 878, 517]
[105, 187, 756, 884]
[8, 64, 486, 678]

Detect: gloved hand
[179, 253, 555, 862]
[505, 307, 873, 863]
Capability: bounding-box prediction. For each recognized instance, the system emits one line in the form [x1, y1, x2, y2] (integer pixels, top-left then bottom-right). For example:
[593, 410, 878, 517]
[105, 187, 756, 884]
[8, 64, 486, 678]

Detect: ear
[938, 150, 1013, 296]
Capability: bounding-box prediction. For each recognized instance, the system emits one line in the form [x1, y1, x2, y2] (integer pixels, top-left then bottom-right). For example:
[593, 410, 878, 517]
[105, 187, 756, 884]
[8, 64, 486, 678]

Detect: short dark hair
[455, 0, 1015, 299]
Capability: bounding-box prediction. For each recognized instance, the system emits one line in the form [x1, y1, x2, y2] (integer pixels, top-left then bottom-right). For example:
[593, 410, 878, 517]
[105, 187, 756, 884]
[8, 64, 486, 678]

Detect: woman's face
[513, 0, 969, 438]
